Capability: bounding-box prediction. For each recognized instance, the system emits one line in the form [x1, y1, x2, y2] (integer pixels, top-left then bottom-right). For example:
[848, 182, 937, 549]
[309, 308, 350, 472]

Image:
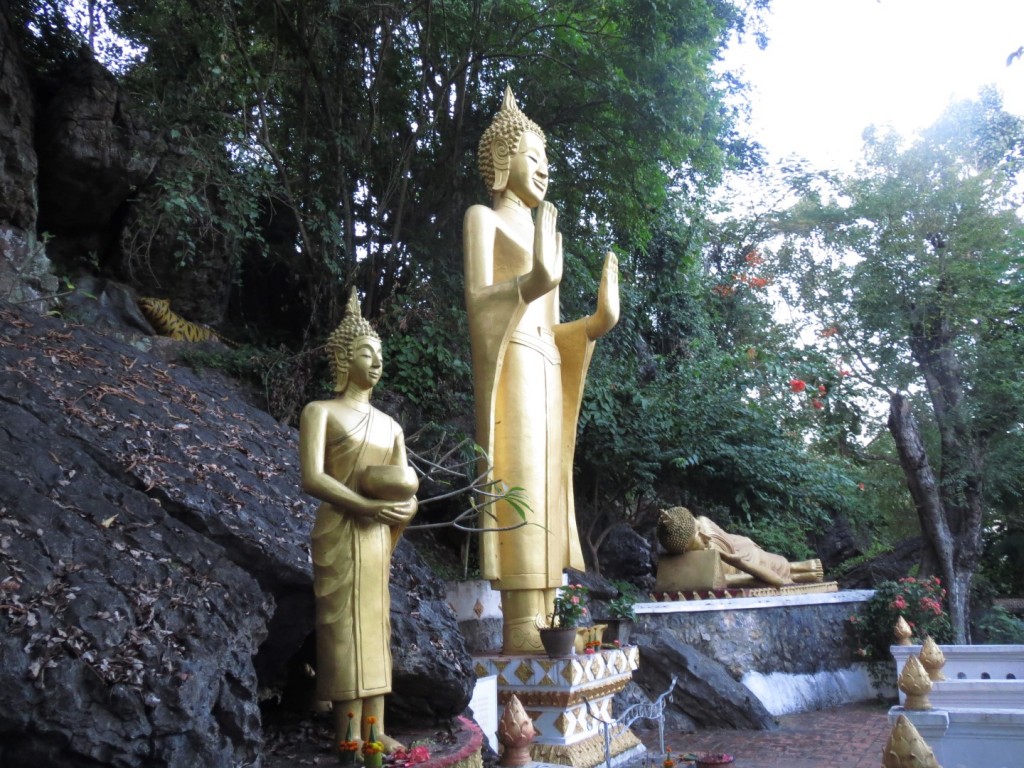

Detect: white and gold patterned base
[474, 647, 641, 768]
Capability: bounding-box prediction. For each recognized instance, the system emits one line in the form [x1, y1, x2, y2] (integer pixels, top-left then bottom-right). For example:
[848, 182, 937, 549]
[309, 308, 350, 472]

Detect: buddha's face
[504, 131, 548, 208]
[347, 337, 383, 389]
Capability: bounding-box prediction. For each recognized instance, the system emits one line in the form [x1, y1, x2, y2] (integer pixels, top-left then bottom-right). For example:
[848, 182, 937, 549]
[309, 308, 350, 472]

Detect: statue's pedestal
[474, 646, 643, 768]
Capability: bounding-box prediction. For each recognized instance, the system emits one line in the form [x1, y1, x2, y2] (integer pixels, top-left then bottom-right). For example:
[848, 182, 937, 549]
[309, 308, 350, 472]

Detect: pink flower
[571, 596, 579, 604]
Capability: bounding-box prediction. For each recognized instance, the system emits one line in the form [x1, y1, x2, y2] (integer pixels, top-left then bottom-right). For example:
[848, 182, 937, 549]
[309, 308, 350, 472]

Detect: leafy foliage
[973, 606, 1024, 644]
[847, 576, 951, 660]
[774, 90, 1024, 639]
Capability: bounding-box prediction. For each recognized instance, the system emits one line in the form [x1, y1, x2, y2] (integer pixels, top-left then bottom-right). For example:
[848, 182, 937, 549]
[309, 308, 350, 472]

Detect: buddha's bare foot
[791, 559, 824, 583]
[380, 733, 406, 754]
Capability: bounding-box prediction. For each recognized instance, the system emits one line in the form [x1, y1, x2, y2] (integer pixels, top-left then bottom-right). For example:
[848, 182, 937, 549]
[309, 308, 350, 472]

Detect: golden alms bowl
[360, 465, 418, 502]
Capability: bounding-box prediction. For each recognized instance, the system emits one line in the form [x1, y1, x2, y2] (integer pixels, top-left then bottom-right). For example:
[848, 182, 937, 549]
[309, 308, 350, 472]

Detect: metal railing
[583, 676, 678, 768]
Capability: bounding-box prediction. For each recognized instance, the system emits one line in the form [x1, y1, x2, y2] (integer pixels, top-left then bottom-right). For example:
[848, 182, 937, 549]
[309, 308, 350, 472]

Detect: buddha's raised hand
[587, 251, 620, 340]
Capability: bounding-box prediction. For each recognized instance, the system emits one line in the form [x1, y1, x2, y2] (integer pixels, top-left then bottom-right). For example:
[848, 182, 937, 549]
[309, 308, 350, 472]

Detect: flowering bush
[847, 576, 951, 659]
[549, 583, 588, 628]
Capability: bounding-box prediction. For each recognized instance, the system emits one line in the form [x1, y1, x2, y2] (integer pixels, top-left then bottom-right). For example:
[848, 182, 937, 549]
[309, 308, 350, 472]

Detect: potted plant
[539, 583, 588, 657]
[595, 583, 639, 646]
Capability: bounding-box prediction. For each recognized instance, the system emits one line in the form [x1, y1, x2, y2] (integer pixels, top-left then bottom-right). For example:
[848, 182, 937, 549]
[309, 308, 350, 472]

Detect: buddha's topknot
[478, 85, 545, 192]
[326, 290, 379, 393]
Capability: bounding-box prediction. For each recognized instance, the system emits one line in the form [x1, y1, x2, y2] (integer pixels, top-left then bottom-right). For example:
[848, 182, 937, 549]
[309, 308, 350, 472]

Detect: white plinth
[469, 674, 498, 753]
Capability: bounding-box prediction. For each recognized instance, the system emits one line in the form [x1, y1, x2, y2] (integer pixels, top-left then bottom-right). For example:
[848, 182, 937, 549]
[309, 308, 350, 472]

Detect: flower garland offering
[338, 712, 359, 765]
[363, 716, 385, 768]
[389, 744, 431, 767]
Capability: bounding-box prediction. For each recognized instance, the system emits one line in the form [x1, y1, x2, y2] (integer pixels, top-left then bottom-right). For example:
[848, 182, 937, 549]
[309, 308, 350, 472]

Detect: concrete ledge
[635, 589, 874, 614]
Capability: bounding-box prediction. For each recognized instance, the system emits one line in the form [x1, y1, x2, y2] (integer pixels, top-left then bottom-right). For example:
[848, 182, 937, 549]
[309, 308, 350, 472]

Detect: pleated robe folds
[312, 408, 400, 701]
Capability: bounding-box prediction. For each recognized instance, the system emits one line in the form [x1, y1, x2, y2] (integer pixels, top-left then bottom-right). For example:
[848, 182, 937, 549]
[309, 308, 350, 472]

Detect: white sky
[721, 0, 1024, 170]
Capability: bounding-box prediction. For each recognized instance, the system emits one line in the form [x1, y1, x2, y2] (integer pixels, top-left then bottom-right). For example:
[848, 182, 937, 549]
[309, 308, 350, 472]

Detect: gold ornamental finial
[919, 636, 947, 682]
[477, 85, 546, 192]
[325, 289, 379, 393]
[894, 615, 913, 646]
[882, 714, 943, 768]
[497, 694, 536, 767]
[899, 654, 933, 710]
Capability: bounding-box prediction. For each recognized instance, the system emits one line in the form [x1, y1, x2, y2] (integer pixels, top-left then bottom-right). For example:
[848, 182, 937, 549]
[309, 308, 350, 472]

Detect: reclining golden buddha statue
[655, 506, 824, 592]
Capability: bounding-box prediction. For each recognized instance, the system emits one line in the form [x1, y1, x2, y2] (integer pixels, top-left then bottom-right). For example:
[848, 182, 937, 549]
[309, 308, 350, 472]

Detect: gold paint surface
[464, 88, 619, 654]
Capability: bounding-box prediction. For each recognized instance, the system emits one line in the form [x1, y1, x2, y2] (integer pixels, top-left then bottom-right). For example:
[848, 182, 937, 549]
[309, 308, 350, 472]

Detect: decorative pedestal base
[475, 646, 641, 768]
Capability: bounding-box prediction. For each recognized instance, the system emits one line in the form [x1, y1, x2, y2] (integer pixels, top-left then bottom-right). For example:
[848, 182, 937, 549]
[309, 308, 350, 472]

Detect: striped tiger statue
[137, 297, 227, 344]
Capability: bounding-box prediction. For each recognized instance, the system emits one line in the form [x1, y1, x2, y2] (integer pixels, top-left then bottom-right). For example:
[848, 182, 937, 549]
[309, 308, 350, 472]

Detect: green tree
[574, 207, 864, 571]
[775, 90, 1024, 641]
[79, 0, 764, 335]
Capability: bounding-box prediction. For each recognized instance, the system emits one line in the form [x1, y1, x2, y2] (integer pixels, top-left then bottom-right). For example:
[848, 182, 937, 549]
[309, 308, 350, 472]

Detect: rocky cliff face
[0, 9, 57, 308]
[0, 300, 474, 767]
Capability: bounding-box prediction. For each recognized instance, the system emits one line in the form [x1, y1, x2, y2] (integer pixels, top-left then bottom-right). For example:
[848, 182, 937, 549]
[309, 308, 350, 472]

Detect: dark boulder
[631, 630, 777, 731]
[0, 12, 37, 234]
[840, 537, 923, 589]
[35, 50, 157, 268]
[0, 9, 58, 310]
[0, 300, 475, 766]
[566, 567, 618, 600]
[597, 523, 656, 591]
[808, 515, 867, 571]
[0, 359, 269, 767]
[388, 538, 475, 725]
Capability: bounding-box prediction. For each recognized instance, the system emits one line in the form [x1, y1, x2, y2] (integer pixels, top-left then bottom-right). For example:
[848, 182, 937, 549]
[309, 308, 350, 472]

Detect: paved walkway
[633, 701, 892, 768]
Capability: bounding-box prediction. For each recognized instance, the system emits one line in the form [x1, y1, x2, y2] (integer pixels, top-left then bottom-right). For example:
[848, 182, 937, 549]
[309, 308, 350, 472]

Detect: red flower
[820, 326, 839, 338]
[409, 746, 431, 764]
[811, 398, 824, 410]
[857, 482, 865, 491]
[818, 384, 827, 394]
[789, 379, 806, 393]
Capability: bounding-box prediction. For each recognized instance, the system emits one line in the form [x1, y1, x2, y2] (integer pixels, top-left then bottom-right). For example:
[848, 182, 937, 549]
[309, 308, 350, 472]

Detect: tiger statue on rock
[137, 297, 231, 344]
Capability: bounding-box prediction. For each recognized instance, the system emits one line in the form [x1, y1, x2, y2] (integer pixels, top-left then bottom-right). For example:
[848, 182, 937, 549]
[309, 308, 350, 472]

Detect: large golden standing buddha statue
[464, 87, 619, 654]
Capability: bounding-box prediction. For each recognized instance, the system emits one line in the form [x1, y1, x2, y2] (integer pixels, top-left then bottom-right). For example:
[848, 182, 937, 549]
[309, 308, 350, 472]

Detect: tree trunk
[887, 393, 970, 642]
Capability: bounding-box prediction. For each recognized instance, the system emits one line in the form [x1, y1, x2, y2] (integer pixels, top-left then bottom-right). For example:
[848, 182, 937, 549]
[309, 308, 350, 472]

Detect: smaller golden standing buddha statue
[299, 290, 418, 751]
